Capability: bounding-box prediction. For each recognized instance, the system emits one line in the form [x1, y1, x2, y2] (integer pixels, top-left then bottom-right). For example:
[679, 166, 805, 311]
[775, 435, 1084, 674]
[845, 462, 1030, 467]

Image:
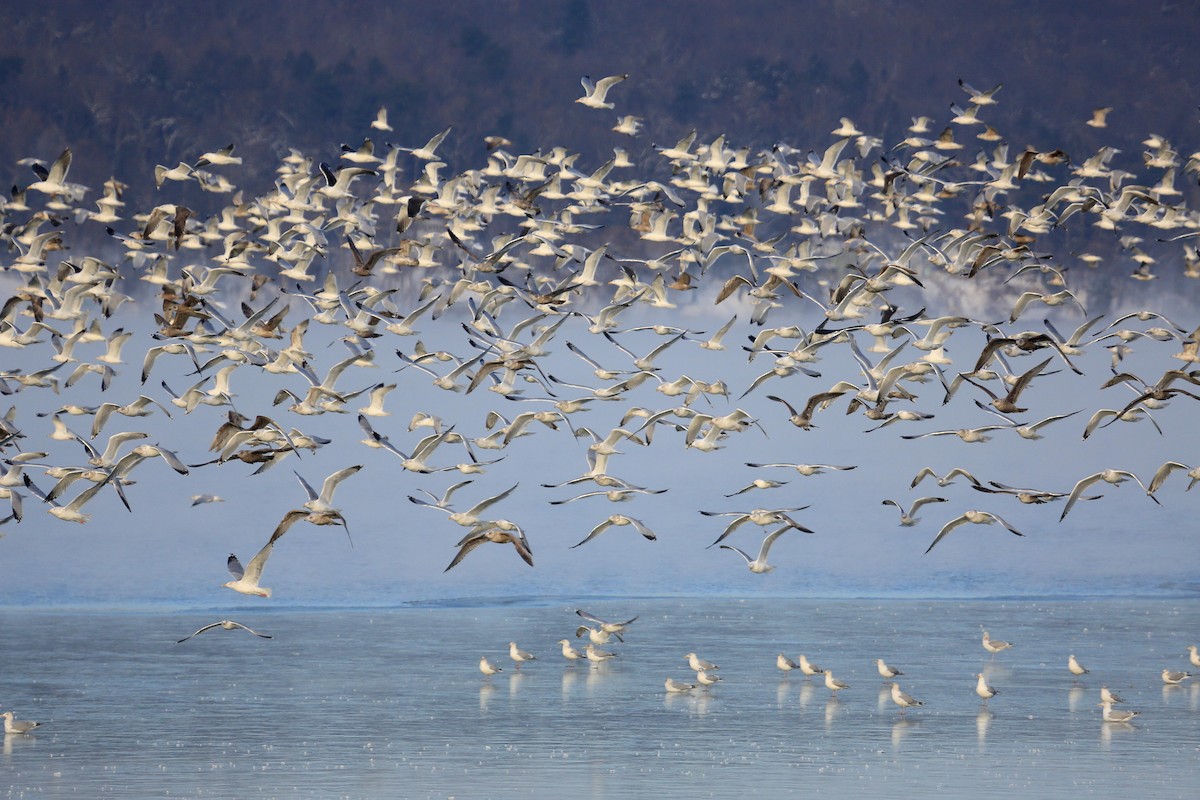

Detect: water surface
[2, 599, 1197, 798]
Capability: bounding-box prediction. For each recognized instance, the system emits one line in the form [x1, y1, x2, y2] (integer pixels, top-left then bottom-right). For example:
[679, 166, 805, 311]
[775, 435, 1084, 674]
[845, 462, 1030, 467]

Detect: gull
[696, 670, 722, 687]
[479, 657, 502, 676]
[720, 525, 798, 573]
[1007, 290, 1086, 323]
[603, 329, 687, 371]
[509, 642, 537, 667]
[976, 673, 999, 703]
[972, 482, 1083, 505]
[576, 609, 638, 635]
[925, 511, 1023, 554]
[402, 126, 453, 161]
[877, 659, 904, 679]
[824, 670, 850, 694]
[685, 653, 719, 672]
[190, 494, 224, 506]
[576, 74, 628, 109]
[194, 144, 241, 167]
[557, 640, 584, 661]
[26, 147, 73, 195]
[902, 424, 1007, 444]
[1081, 407, 1162, 440]
[1069, 654, 1090, 678]
[911, 467, 982, 488]
[701, 507, 812, 548]
[0, 711, 40, 734]
[665, 678, 696, 693]
[974, 406, 1082, 440]
[1087, 107, 1112, 128]
[613, 115, 643, 136]
[1188, 645, 1200, 668]
[370, 106, 392, 132]
[726, 478, 788, 497]
[571, 514, 657, 548]
[445, 526, 534, 572]
[1101, 686, 1125, 705]
[959, 79, 1003, 105]
[409, 482, 518, 527]
[29, 476, 107, 524]
[1161, 669, 1192, 685]
[777, 654, 800, 673]
[763, 391, 845, 429]
[177, 620, 272, 643]
[695, 315, 738, 351]
[890, 682, 924, 712]
[576, 625, 621, 645]
[1147, 461, 1200, 495]
[358, 383, 396, 417]
[550, 487, 666, 505]
[798, 655, 824, 678]
[275, 465, 363, 544]
[224, 527, 286, 598]
[746, 462, 856, 476]
[584, 644, 617, 664]
[961, 356, 1054, 414]
[1060, 469, 1157, 521]
[982, 629, 1013, 654]
[881, 496, 948, 526]
[1100, 701, 1139, 723]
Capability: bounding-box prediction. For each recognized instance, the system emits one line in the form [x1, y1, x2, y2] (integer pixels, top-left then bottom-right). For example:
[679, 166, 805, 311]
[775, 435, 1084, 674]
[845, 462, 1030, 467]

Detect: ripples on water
[1, 599, 1198, 798]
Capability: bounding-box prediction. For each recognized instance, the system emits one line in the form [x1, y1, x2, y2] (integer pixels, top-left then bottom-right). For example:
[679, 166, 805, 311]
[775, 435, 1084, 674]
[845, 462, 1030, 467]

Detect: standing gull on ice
[0, 711, 40, 734]
[976, 673, 999, 703]
[890, 682, 924, 713]
[982, 629, 1014, 654]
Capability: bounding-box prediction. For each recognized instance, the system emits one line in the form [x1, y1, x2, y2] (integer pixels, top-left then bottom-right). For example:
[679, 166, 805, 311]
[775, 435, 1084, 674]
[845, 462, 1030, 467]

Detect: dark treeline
[2, 0, 1196, 208]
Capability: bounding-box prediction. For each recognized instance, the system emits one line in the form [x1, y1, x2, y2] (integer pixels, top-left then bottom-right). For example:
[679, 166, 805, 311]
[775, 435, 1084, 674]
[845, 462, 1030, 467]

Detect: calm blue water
[1, 599, 1198, 798]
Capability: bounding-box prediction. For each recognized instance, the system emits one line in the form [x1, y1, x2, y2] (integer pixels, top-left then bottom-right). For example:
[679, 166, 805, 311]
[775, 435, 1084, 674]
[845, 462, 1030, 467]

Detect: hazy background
[1, 1, 1198, 606]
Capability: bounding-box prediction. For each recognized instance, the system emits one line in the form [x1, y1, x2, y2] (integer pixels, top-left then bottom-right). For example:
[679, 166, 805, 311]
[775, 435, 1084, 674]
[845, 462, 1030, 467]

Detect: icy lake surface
[2, 598, 1198, 798]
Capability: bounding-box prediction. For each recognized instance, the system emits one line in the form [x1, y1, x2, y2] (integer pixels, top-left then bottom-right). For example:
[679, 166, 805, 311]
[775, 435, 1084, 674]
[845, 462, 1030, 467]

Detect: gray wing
[444, 534, 486, 572]
[243, 536, 277, 582]
[626, 517, 657, 540]
[757, 525, 792, 561]
[719, 544, 753, 565]
[272, 509, 308, 541]
[319, 465, 362, 504]
[177, 622, 223, 643]
[571, 518, 614, 548]
[293, 470, 319, 502]
[229, 621, 273, 639]
[226, 554, 245, 580]
[925, 515, 969, 554]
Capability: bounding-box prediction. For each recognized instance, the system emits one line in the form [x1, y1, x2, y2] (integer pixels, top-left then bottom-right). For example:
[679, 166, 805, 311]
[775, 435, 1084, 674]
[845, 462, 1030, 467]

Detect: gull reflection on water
[478, 682, 496, 712]
[775, 679, 791, 708]
[877, 685, 891, 713]
[824, 696, 843, 730]
[1100, 719, 1136, 748]
[4, 733, 38, 756]
[891, 718, 919, 749]
[976, 708, 993, 746]
[1067, 686, 1085, 713]
[561, 668, 578, 699]
[797, 683, 815, 709]
[508, 670, 525, 698]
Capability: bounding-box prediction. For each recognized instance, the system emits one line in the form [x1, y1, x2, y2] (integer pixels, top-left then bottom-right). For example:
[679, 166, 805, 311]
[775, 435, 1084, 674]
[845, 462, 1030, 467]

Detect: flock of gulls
[1, 75, 1199, 727]
[471, 610, 1198, 725]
